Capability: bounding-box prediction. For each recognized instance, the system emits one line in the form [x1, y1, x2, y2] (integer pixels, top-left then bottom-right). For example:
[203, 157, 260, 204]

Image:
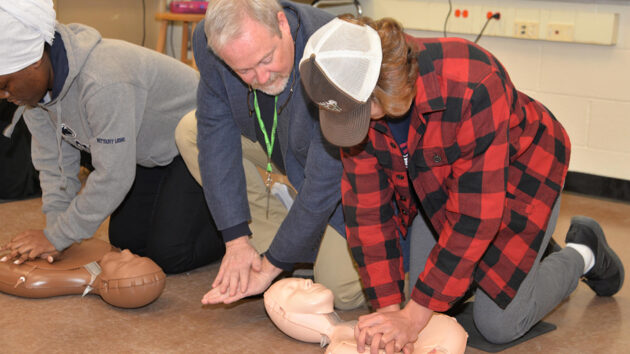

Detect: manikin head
[0, 0, 56, 106]
[264, 277, 339, 343]
[204, 0, 295, 95]
[100, 250, 161, 281]
[96, 250, 166, 308]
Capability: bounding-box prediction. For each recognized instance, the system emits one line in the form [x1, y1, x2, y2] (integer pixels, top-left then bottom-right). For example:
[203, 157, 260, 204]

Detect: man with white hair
[175, 0, 367, 309]
[0, 0, 224, 274]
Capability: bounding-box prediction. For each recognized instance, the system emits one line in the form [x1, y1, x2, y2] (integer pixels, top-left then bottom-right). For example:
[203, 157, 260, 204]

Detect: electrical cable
[474, 12, 501, 43]
[443, 0, 452, 38]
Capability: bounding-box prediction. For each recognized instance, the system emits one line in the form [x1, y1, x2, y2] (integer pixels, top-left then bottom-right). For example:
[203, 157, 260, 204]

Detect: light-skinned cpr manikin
[264, 278, 467, 354]
[0, 239, 166, 308]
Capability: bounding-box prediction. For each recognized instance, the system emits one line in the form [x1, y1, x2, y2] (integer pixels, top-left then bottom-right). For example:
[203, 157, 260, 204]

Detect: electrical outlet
[547, 23, 574, 42]
[448, 7, 473, 34]
[514, 21, 539, 39]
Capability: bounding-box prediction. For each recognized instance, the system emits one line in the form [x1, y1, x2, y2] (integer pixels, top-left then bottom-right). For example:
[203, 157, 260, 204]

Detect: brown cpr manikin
[0, 239, 166, 308]
[264, 278, 468, 354]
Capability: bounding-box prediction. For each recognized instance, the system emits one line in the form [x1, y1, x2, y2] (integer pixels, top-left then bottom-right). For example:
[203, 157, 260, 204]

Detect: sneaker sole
[571, 216, 625, 295]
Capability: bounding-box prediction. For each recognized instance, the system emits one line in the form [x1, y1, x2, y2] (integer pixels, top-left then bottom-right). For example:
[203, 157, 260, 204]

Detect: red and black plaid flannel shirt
[341, 37, 570, 311]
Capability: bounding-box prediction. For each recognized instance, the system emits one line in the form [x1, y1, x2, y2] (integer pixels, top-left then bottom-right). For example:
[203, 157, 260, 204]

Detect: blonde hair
[339, 15, 418, 117]
[205, 0, 283, 54]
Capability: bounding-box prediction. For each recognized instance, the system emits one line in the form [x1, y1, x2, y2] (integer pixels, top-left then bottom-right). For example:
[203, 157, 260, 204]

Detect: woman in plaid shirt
[299, 16, 624, 353]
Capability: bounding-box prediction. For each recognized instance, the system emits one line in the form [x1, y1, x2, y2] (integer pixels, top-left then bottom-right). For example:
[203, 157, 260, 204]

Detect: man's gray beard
[253, 73, 290, 96]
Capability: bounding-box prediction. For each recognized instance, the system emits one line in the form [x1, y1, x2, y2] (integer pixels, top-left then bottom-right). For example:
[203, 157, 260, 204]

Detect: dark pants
[0, 101, 41, 200]
[408, 197, 583, 344]
[109, 156, 225, 274]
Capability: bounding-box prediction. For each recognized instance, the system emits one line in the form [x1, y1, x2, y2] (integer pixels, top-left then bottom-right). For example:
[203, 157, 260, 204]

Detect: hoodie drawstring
[2, 105, 26, 138]
[55, 104, 68, 191]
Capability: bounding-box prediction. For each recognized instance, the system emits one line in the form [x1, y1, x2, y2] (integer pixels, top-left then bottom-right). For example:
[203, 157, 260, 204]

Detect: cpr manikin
[0, 239, 166, 308]
[264, 278, 467, 354]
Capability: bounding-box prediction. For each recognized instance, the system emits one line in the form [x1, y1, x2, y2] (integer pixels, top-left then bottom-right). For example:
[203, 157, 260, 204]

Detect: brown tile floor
[0, 191, 628, 353]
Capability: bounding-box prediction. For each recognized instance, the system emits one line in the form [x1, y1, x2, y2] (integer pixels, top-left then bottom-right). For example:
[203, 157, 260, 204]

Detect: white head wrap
[0, 0, 56, 75]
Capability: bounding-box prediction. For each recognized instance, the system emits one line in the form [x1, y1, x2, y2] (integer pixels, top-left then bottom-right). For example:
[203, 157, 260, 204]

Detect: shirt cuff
[220, 222, 252, 242]
[43, 226, 75, 251]
[265, 251, 294, 272]
[410, 284, 454, 312]
[365, 280, 405, 310]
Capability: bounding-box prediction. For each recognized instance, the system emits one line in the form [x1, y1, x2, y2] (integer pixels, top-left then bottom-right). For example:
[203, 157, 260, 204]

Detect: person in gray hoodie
[0, 0, 224, 274]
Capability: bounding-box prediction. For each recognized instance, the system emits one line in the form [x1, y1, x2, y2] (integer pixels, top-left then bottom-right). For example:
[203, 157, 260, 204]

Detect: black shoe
[565, 216, 624, 296]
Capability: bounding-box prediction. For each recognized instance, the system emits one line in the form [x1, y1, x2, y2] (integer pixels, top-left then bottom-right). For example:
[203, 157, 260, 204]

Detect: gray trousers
[408, 197, 585, 344]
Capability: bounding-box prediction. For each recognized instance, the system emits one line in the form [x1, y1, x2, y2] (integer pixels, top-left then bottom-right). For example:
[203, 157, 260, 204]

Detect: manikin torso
[264, 278, 467, 354]
[0, 239, 166, 308]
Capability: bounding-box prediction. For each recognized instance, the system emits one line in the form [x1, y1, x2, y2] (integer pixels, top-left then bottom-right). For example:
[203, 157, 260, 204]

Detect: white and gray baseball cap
[299, 18, 382, 147]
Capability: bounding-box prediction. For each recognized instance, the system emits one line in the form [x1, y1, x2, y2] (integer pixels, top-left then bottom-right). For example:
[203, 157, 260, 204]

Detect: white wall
[360, 0, 630, 181]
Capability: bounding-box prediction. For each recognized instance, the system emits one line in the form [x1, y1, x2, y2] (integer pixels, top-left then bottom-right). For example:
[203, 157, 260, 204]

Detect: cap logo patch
[318, 100, 342, 112]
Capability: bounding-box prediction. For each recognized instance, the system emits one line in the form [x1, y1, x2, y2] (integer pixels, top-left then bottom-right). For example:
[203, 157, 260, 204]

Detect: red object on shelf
[169, 1, 208, 14]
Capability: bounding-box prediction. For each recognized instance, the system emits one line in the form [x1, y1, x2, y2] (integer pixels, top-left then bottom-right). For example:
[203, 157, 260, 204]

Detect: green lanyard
[253, 91, 278, 175]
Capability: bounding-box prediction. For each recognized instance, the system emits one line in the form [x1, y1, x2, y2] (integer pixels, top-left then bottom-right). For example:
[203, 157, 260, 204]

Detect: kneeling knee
[174, 110, 197, 150]
[474, 315, 526, 344]
[144, 250, 184, 274]
[332, 286, 366, 310]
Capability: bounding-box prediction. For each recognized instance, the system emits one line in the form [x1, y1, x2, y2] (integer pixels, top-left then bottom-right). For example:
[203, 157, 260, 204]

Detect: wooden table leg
[191, 22, 198, 70]
[181, 21, 190, 65]
[156, 20, 168, 53]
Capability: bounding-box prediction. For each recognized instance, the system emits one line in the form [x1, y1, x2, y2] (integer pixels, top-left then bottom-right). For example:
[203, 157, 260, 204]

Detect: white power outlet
[547, 23, 575, 42]
[514, 21, 539, 39]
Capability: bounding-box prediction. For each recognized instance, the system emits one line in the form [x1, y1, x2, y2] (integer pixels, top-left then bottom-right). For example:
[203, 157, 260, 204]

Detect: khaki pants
[175, 110, 365, 309]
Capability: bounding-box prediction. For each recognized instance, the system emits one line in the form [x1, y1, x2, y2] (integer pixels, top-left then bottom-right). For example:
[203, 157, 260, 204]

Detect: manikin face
[218, 12, 295, 96]
[98, 249, 166, 309]
[270, 277, 335, 314]
[0, 56, 51, 107]
[264, 278, 337, 343]
[100, 250, 160, 280]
